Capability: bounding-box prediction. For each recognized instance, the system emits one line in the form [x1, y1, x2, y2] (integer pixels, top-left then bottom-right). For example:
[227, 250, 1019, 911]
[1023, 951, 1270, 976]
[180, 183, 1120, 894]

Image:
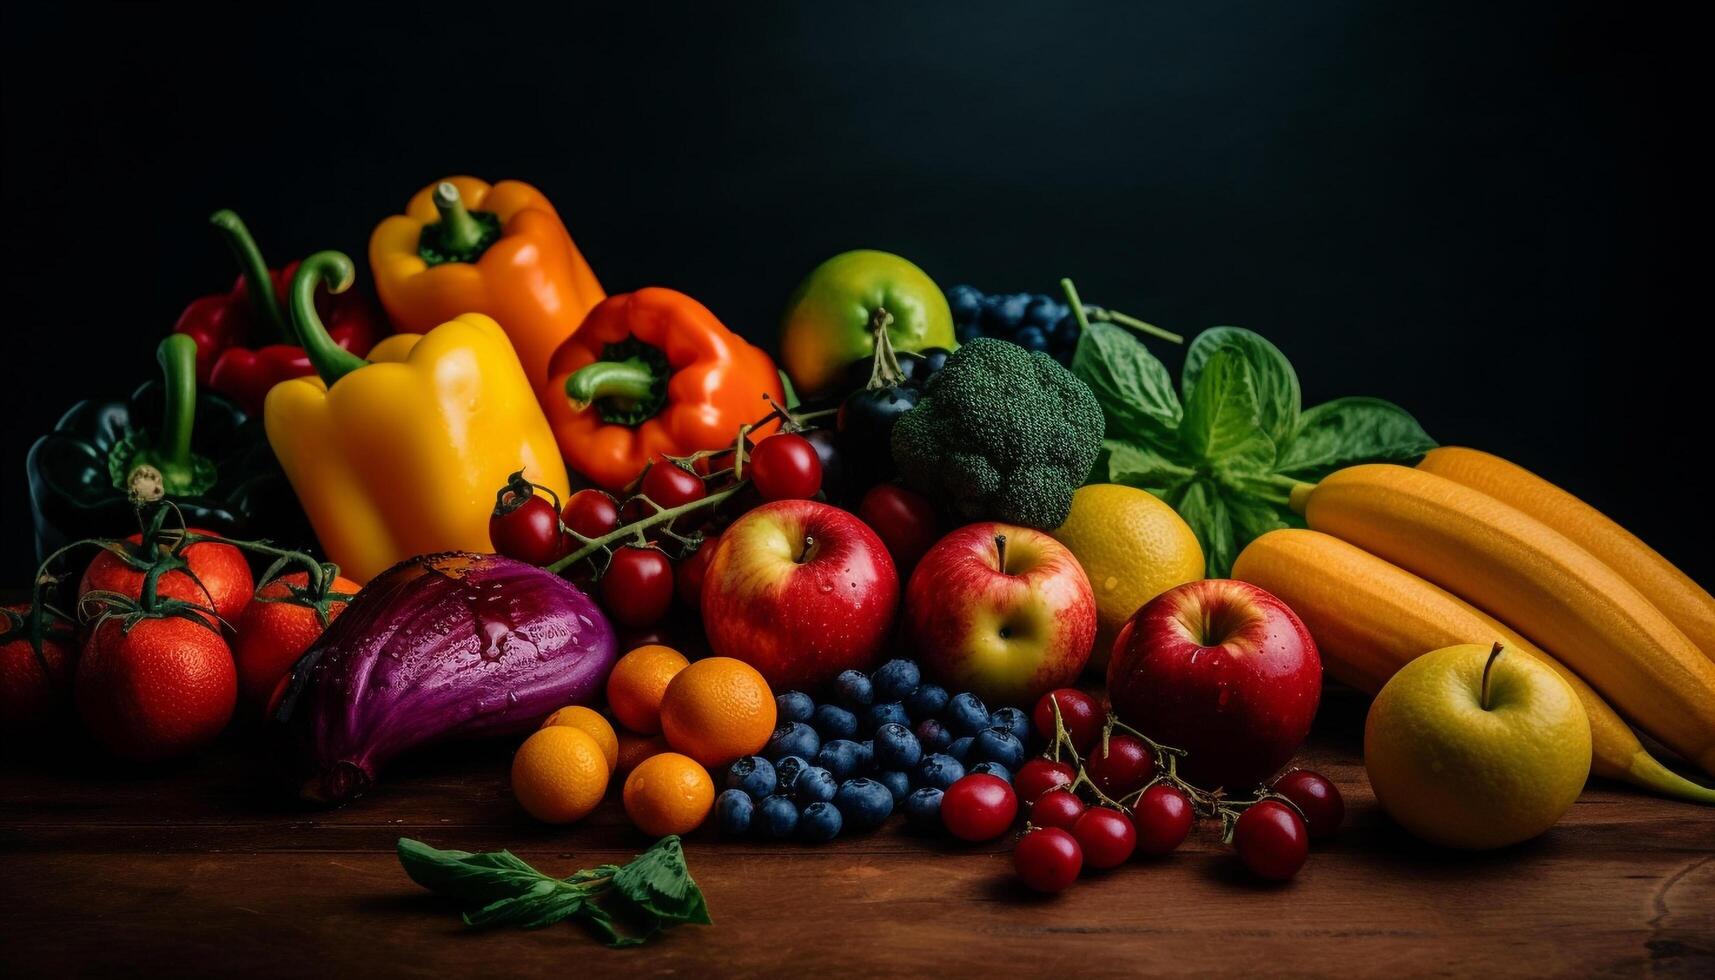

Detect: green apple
[1364, 642, 1591, 849]
[779, 249, 955, 398]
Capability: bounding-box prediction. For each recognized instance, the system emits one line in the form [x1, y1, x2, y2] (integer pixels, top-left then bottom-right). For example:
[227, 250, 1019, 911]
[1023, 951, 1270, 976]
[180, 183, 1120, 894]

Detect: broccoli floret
[890, 338, 1104, 528]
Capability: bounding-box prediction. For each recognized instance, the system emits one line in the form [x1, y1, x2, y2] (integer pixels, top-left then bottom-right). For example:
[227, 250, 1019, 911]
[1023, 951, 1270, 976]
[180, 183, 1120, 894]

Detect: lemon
[1050, 484, 1204, 672]
[1365, 643, 1591, 849]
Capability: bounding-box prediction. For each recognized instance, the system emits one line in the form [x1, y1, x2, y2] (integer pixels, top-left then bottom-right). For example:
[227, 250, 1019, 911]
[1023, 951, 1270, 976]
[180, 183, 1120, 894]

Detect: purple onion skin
[279, 552, 618, 805]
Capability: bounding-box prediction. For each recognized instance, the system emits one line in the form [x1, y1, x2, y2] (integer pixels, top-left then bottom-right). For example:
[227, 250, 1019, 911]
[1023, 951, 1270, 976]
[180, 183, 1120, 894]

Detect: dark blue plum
[811, 703, 860, 741]
[871, 659, 922, 702]
[874, 722, 923, 771]
[773, 755, 810, 792]
[755, 795, 799, 839]
[766, 722, 821, 761]
[775, 691, 815, 724]
[725, 755, 777, 800]
[915, 718, 952, 753]
[903, 787, 944, 829]
[834, 778, 895, 832]
[792, 766, 838, 805]
[876, 769, 911, 803]
[946, 737, 974, 763]
[988, 707, 1031, 745]
[904, 683, 949, 722]
[863, 701, 910, 735]
[716, 788, 754, 835]
[835, 670, 874, 709]
[969, 761, 1012, 782]
[798, 801, 843, 843]
[914, 753, 967, 791]
[945, 693, 990, 736]
[970, 727, 1027, 771]
[816, 739, 865, 781]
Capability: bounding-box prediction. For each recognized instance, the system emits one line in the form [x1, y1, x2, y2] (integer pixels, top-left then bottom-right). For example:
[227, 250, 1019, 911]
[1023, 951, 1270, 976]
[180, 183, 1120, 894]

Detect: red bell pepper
[173, 211, 387, 416]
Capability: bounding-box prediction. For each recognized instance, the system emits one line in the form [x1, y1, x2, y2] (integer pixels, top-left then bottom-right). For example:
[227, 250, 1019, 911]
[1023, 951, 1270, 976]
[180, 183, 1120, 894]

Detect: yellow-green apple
[1364, 642, 1590, 849]
[702, 499, 899, 690]
[906, 522, 1095, 707]
[1109, 580, 1320, 788]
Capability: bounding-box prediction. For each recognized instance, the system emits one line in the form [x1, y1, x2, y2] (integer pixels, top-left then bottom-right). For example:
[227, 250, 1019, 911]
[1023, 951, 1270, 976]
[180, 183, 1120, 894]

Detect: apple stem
[1480, 641, 1505, 710]
[797, 535, 815, 564]
[994, 534, 1008, 574]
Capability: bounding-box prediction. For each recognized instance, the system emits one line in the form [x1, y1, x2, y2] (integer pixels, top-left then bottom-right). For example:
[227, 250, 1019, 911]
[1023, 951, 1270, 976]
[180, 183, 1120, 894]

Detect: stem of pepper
[209, 210, 290, 344]
[432, 182, 487, 257]
[546, 483, 743, 575]
[290, 251, 370, 385]
[153, 334, 200, 489]
[565, 357, 658, 406]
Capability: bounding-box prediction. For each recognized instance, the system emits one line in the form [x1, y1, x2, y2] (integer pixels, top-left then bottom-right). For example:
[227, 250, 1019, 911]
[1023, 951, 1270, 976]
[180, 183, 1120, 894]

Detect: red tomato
[1072, 807, 1137, 869]
[675, 535, 720, 612]
[231, 571, 360, 709]
[1029, 789, 1086, 831]
[1233, 800, 1309, 880]
[1133, 784, 1194, 856]
[857, 483, 938, 571]
[1031, 688, 1103, 755]
[1084, 734, 1155, 797]
[601, 545, 675, 628]
[0, 605, 74, 730]
[641, 457, 708, 509]
[749, 434, 823, 501]
[79, 530, 253, 625]
[489, 490, 568, 566]
[1014, 827, 1082, 893]
[562, 489, 621, 540]
[1015, 757, 1078, 803]
[940, 773, 1018, 842]
[1271, 769, 1345, 841]
[76, 614, 236, 761]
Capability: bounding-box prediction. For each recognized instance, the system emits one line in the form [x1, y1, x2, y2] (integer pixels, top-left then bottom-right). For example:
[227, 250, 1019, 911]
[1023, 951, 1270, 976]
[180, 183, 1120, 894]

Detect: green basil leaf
[1072, 321, 1182, 449]
[1183, 327, 1301, 448]
[1101, 439, 1196, 497]
[1180, 349, 1274, 470]
[1170, 480, 1236, 579]
[1275, 396, 1437, 479]
[396, 839, 549, 906]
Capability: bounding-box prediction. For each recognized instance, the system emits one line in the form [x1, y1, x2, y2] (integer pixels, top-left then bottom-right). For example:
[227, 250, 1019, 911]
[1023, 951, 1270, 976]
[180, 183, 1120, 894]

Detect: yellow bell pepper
[264, 251, 569, 583]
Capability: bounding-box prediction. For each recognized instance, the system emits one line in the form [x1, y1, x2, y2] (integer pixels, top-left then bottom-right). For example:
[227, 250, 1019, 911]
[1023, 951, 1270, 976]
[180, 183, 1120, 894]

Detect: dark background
[2, 2, 1707, 584]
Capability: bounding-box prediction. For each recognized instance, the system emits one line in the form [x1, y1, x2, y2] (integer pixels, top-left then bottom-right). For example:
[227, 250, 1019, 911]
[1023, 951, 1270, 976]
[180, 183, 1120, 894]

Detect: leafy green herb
[397, 835, 711, 947]
[1071, 314, 1435, 577]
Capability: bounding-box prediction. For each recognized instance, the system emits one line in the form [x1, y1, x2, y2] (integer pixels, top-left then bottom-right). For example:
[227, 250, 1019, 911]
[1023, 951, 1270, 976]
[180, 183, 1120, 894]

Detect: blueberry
[773, 755, 810, 792]
[766, 721, 821, 761]
[1014, 326, 1049, 351]
[988, 707, 1031, 745]
[716, 788, 754, 835]
[792, 765, 838, 805]
[969, 761, 1011, 782]
[970, 727, 1026, 771]
[1024, 295, 1062, 327]
[945, 692, 990, 736]
[875, 769, 911, 803]
[904, 683, 949, 722]
[914, 753, 967, 791]
[946, 284, 984, 324]
[1052, 313, 1083, 350]
[835, 670, 874, 709]
[919, 347, 951, 377]
[726, 755, 777, 800]
[874, 722, 923, 770]
[755, 794, 800, 839]
[903, 787, 944, 828]
[775, 690, 815, 724]
[855, 740, 876, 772]
[811, 703, 859, 741]
[798, 801, 843, 843]
[815, 739, 864, 781]
[915, 718, 952, 753]
[955, 321, 984, 344]
[834, 778, 895, 832]
[987, 293, 1031, 330]
[871, 659, 922, 702]
[862, 701, 910, 735]
[946, 737, 974, 763]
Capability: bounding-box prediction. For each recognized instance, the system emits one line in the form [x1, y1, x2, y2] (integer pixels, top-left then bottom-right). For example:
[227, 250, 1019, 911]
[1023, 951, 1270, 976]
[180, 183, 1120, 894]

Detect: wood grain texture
[1, 690, 1710, 978]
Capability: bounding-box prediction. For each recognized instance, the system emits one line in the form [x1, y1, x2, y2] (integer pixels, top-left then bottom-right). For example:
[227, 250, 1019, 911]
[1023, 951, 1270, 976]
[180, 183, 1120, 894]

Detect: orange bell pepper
[369, 176, 604, 387]
[542, 288, 785, 490]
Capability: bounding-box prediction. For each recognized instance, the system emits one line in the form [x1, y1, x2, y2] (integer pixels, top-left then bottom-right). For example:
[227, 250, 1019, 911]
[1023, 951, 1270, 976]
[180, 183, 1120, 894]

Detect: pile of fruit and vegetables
[7, 175, 1714, 945]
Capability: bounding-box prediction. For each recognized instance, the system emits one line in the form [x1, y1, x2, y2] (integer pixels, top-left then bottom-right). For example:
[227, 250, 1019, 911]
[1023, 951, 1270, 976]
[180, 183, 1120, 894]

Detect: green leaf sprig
[1065, 282, 1435, 577]
[397, 836, 711, 947]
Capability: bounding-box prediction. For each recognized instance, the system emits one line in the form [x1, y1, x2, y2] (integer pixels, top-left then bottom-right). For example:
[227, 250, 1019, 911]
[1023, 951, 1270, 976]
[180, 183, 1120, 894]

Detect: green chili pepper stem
[565, 358, 659, 405]
[432, 182, 487, 257]
[155, 334, 200, 481]
[290, 251, 369, 385]
[209, 210, 290, 344]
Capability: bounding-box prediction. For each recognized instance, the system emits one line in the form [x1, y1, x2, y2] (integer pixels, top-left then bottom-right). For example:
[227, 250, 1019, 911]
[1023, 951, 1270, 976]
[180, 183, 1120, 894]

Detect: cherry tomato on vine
[1232, 799, 1309, 881]
[1133, 784, 1194, 856]
[562, 489, 620, 540]
[79, 530, 253, 625]
[675, 535, 720, 611]
[1014, 827, 1082, 893]
[1271, 769, 1344, 841]
[489, 491, 567, 567]
[641, 457, 708, 509]
[1072, 807, 1137, 869]
[1031, 688, 1103, 755]
[600, 545, 675, 628]
[749, 433, 823, 501]
[1085, 734, 1155, 798]
[940, 773, 1018, 842]
[858, 483, 938, 571]
[1029, 789, 1086, 831]
[1014, 757, 1077, 803]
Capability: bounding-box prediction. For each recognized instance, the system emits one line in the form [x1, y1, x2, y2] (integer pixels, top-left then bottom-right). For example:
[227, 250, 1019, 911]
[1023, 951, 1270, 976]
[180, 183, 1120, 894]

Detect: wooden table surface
[2, 688, 1711, 978]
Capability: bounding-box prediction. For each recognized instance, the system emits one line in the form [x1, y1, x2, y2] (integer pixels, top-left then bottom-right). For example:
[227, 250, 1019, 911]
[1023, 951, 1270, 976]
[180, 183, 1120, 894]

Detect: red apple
[701, 499, 899, 690]
[906, 522, 1095, 707]
[1108, 579, 1320, 789]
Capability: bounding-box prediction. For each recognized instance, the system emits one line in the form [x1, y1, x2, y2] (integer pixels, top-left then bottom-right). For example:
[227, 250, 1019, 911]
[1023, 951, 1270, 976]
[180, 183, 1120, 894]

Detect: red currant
[1072, 807, 1137, 869]
[640, 457, 708, 509]
[1085, 734, 1155, 798]
[599, 545, 675, 628]
[1031, 689, 1102, 755]
[488, 491, 567, 566]
[1133, 784, 1194, 856]
[1232, 799, 1309, 881]
[1014, 827, 1082, 893]
[561, 489, 620, 540]
[1271, 769, 1344, 841]
[1014, 757, 1077, 803]
[749, 434, 823, 501]
[1029, 790, 1086, 831]
[940, 774, 1018, 842]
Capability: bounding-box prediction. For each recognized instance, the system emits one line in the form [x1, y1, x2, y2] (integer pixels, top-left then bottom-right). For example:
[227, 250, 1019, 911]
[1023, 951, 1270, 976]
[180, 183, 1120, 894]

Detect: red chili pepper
[173, 210, 387, 416]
